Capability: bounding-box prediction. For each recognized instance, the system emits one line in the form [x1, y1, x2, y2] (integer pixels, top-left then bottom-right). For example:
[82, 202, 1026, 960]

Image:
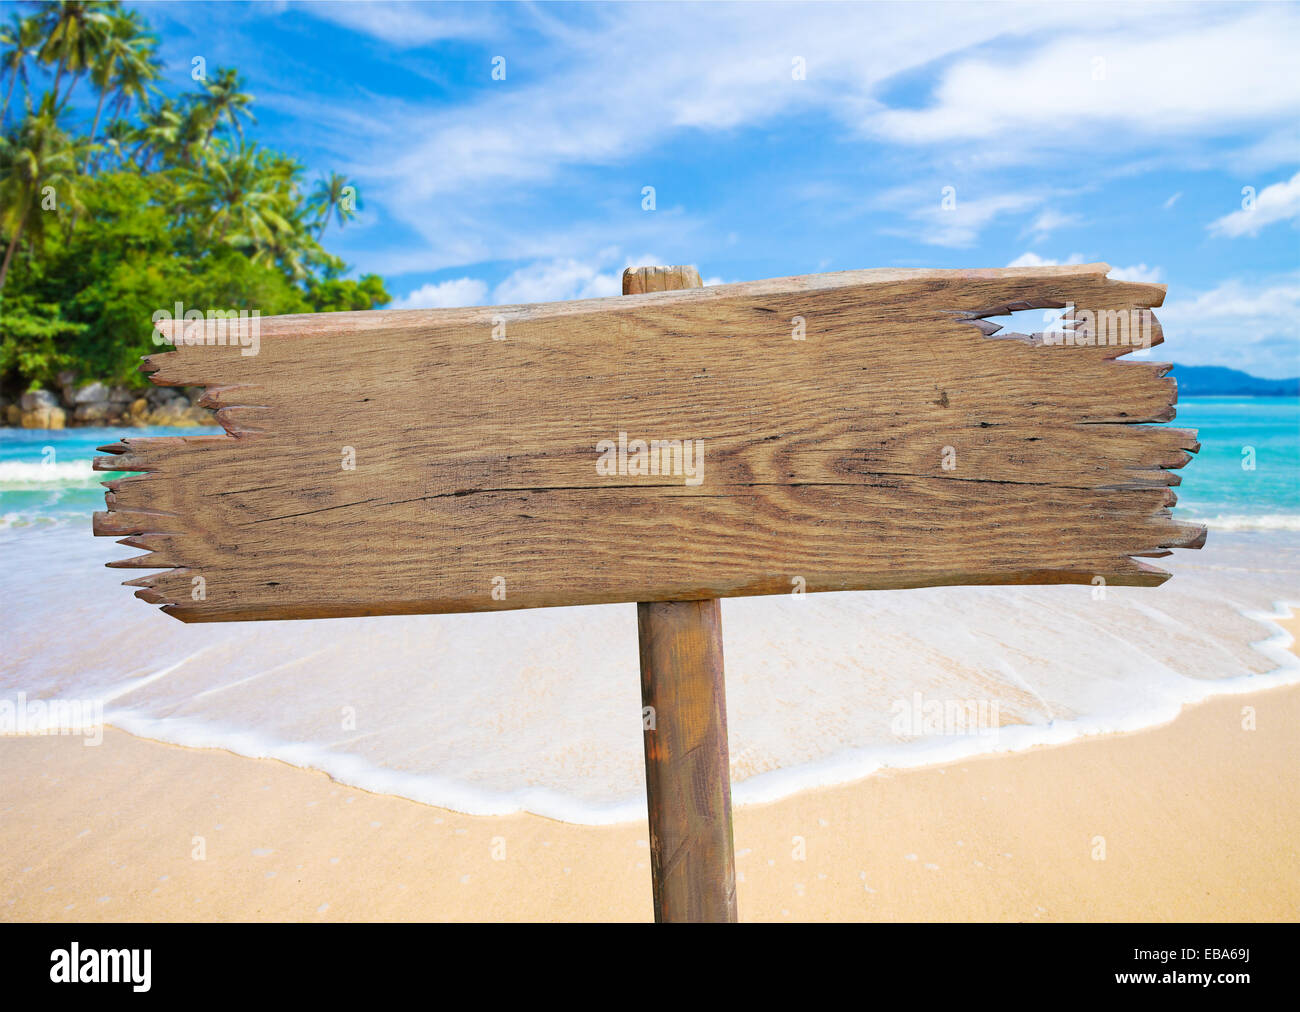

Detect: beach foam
[1200, 513, 1300, 532]
[3, 523, 1297, 825]
[0, 460, 101, 486]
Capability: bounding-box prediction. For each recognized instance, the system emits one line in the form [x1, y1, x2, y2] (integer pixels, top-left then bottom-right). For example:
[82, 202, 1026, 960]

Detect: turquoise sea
[0, 425, 224, 528]
[1169, 397, 1300, 530]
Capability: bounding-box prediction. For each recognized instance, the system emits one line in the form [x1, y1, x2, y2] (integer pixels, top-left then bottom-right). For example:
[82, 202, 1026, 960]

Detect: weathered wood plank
[94, 263, 1205, 621]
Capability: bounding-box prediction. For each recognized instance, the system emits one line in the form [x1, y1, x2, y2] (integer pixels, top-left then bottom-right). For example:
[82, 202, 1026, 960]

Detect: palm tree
[308, 171, 358, 236]
[37, 1, 116, 112]
[0, 14, 42, 126]
[260, 199, 321, 280]
[84, 10, 158, 170]
[138, 93, 216, 168]
[98, 114, 132, 169]
[106, 18, 158, 118]
[177, 141, 299, 257]
[132, 96, 179, 169]
[260, 150, 322, 277]
[200, 67, 254, 143]
[177, 94, 216, 163]
[0, 97, 87, 293]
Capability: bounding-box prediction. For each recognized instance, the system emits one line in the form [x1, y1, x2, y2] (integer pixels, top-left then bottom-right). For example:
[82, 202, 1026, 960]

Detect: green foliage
[0, 291, 87, 389]
[307, 274, 391, 314]
[0, 1, 388, 394]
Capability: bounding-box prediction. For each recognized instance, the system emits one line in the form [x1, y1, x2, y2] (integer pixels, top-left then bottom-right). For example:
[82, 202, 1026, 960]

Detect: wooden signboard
[93, 262, 1204, 921]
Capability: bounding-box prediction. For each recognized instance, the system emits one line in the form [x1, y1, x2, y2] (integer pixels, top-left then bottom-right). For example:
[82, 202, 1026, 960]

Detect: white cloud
[1021, 209, 1082, 243]
[1109, 264, 1164, 284]
[305, 1, 491, 47]
[492, 250, 665, 304]
[388, 277, 489, 310]
[1222, 125, 1300, 176]
[1208, 170, 1300, 238]
[1005, 252, 1086, 268]
[1163, 192, 1182, 209]
[882, 189, 1040, 248]
[869, 9, 1300, 147]
[493, 260, 622, 305]
[1156, 272, 1300, 378]
[1163, 274, 1300, 323]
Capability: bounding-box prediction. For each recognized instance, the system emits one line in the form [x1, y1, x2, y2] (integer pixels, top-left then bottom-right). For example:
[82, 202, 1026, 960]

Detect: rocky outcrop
[20, 390, 58, 409]
[17, 389, 66, 428]
[73, 381, 111, 404]
[6, 381, 216, 429]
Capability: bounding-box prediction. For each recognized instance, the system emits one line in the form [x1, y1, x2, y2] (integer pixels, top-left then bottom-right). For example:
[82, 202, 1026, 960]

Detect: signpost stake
[624, 266, 738, 923]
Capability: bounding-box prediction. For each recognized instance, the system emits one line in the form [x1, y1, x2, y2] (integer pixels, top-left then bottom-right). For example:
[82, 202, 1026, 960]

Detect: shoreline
[2, 518, 1298, 828]
[3, 518, 1299, 827]
[94, 596, 1300, 826]
[3, 621, 1297, 921]
[53, 587, 1300, 822]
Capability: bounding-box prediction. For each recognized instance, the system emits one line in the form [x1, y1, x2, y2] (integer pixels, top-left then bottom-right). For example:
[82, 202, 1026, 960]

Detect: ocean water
[0, 426, 196, 529]
[2, 402, 1297, 824]
[1169, 398, 1300, 531]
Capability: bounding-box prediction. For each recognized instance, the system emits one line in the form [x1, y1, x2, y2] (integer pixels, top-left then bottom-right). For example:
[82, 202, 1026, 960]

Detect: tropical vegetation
[0, 0, 389, 393]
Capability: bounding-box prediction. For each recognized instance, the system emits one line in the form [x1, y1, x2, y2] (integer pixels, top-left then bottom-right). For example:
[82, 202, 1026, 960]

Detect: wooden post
[624, 265, 738, 923]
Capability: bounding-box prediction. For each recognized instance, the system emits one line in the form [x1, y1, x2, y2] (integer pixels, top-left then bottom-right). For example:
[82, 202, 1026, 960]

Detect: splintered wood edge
[95, 262, 1206, 617]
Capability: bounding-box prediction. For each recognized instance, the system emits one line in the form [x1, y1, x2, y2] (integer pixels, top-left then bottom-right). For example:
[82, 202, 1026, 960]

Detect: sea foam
[0, 460, 100, 486]
[2, 524, 1297, 825]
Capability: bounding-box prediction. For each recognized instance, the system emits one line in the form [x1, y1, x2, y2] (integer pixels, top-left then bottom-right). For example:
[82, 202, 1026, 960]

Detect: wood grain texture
[638, 599, 736, 923]
[92, 262, 1205, 622]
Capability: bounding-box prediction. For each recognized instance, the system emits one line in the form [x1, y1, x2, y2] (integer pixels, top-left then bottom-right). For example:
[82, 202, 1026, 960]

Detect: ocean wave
[0, 512, 71, 530]
[1202, 513, 1300, 532]
[0, 460, 101, 487]
[4, 514, 1300, 825]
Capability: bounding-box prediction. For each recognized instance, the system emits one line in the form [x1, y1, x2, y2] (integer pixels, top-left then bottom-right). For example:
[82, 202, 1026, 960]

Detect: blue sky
[123, 0, 1300, 376]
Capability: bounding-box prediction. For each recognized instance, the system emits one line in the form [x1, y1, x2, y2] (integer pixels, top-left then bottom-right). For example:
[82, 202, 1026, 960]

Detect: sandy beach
[4, 619, 1297, 922]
